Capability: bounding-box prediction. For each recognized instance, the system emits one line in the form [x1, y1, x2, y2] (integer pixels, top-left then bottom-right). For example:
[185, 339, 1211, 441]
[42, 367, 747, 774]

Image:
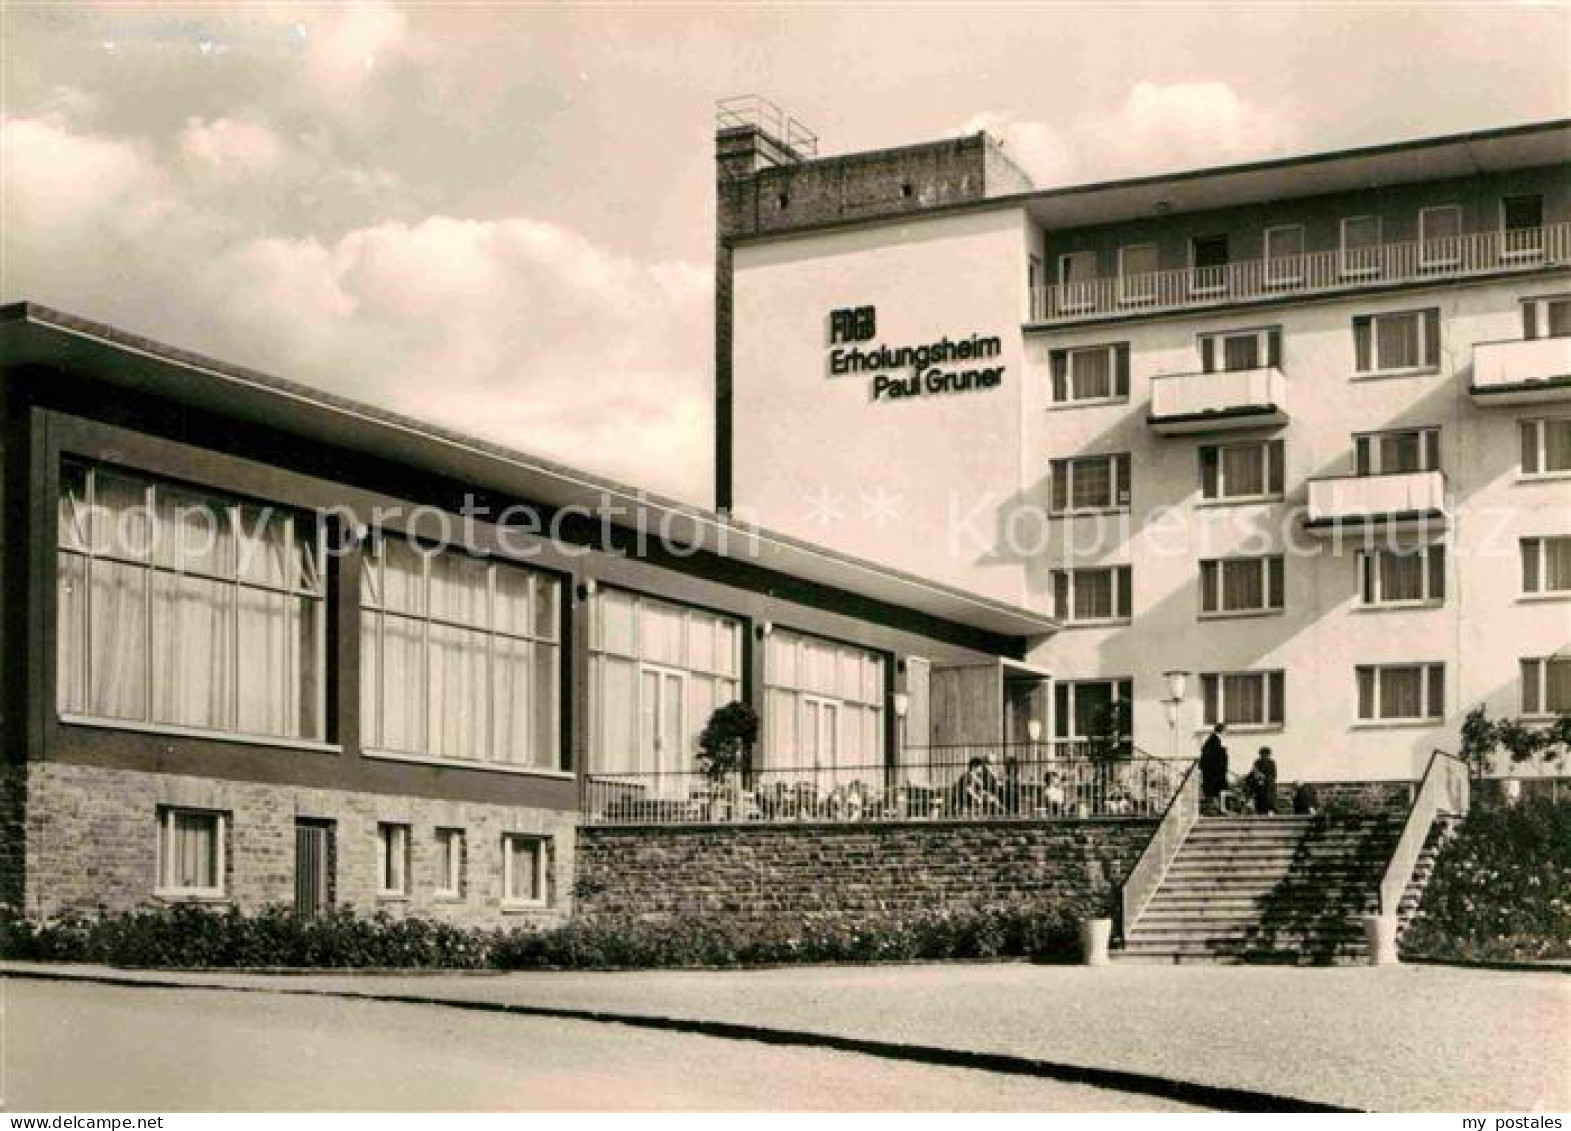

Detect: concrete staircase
[1119, 813, 1416, 964]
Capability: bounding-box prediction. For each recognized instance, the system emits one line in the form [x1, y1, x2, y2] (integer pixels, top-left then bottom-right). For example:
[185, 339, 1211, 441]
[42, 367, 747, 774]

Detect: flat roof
[731, 118, 1571, 245]
[0, 302, 1056, 641]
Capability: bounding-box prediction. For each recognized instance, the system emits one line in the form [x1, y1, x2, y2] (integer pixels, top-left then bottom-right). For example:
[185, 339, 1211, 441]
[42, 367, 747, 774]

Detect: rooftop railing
[584, 743, 1188, 827]
[715, 95, 819, 157]
[1032, 223, 1571, 325]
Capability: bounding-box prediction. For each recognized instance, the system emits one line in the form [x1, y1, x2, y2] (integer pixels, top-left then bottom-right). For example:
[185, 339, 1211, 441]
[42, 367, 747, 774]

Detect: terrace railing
[1032, 223, 1571, 325]
[583, 744, 1189, 827]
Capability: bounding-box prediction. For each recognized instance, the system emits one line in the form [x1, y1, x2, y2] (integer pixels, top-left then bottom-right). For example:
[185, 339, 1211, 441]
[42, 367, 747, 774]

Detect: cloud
[960, 80, 1301, 187]
[2, 114, 713, 502]
[180, 117, 287, 182]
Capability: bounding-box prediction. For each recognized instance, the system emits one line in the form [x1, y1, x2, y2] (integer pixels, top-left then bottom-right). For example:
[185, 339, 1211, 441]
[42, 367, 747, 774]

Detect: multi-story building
[720, 105, 1571, 782]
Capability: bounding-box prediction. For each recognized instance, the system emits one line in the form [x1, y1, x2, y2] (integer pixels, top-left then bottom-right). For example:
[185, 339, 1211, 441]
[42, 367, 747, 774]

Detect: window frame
[1048, 453, 1132, 516]
[1049, 343, 1130, 407]
[56, 462, 330, 747]
[1520, 656, 1571, 718]
[1354, 309, 1441, 376]
[1520, 536, 1571, 598]
[376, 822, 411, 899]
[1354, 426, 1441, 476]
[1263, 224, 1306, 286]
[1418, 205, 1463, 267]
[1340, 215, 1383, 278]
[1051, 566, 1133, 627]
[1198, 326, 1281, 374]
[1500, 194, 1545, 259]
[1199, 438, 1285, 504]
[1188, 234, 1230, 296]
[155, 807, 227, 900]
[1354, 663, 1446, 725]
[1057, 250, 1100, 313]
[1522, 294, 1571, 341]
[1358, 544, 1447, 609]
[1199, 670, 1286, 731]
[1198, 554, 1285, 619]
[1519, 418, 1571, 479]
[1053, 678, 1134, 743]
[434, 827, 466, 899]
[501, 833, 550, 909]
[1117, 243, 1159, 304]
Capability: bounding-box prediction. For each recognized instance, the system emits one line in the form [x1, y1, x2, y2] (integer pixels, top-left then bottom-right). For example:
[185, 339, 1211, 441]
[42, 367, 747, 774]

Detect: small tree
[1087, 698, 1133, 764]
[697, 701, 759, 782]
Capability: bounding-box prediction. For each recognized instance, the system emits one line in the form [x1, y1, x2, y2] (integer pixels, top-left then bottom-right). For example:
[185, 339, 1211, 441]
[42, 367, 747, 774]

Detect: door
[801, 695, 840, 782]
[294, 820, 333, 915]
[639, 664, 687, 786]
[1191, 235, 1229, 294]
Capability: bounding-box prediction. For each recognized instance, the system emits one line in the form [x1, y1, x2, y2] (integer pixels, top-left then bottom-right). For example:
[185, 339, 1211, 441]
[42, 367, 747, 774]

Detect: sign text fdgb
[828, 306, 1004, 402]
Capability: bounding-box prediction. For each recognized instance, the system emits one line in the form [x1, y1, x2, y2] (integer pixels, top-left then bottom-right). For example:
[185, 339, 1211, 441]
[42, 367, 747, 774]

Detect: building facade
[0, 305, 1050, 922]
[722, 113, 1571, 782]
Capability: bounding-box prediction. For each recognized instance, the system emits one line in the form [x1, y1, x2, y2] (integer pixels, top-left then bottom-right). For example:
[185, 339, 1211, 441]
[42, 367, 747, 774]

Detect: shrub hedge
[1, 899, 1098, 970]
[1401, 793, 1571, 963]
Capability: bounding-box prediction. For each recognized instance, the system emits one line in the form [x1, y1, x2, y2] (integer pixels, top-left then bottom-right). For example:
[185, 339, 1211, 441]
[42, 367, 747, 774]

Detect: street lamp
[1162, 669, 1192, 760]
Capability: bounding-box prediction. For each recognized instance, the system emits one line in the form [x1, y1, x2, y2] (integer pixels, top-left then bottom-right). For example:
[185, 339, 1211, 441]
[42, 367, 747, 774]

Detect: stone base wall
[575, 820, 1158, 923]
[13, 762, 577, 927]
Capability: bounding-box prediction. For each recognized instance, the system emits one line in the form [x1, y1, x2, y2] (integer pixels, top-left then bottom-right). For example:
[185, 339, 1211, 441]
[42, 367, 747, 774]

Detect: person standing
[1200, 723, 1229, 813]
[1252, 747, 1279, 815]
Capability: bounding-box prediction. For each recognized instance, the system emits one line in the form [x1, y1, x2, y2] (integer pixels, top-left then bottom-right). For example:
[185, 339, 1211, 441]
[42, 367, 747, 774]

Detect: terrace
[1031, 222, 1571, 326]
[582, 744, 1188, 826]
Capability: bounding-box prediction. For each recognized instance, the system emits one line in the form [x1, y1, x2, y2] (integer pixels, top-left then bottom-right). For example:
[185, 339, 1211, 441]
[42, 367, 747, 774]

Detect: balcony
[1148, 366, 1287, 434]
[1471, 336, 1571, 404]
[1031, 223, 1571, 326]
[1305, 470, 1448, 535]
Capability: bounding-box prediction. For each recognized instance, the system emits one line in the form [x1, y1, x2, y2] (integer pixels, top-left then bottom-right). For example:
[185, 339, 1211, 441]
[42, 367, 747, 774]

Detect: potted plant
[696, 701, 760, 821]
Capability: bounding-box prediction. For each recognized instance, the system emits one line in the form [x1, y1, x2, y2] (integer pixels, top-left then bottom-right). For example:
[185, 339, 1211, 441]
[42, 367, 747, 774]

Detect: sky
[3, 2, 1568, 505]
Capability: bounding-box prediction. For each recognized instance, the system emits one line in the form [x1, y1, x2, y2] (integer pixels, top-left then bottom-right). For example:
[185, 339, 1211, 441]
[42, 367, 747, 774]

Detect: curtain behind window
[1380, 551, 1426, 602]
[1380, 667, 1423, 718]
[1071, 349, 1112, 399]
[1377, 316, 1419, 369]
[1221, 559, 1264, 610]
[1223, 674, 1265, 724]
[1221, 446, 1265, 496]
[1072, 458, 1112, 509]
[1073, 570, 1114, 620]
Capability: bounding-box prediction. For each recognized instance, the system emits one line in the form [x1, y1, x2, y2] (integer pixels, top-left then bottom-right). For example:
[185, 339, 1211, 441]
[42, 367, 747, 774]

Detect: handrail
[1033, 222, 1571, 325]
[1119, 758, 1201, 938]
[1377, 749, 1471, 917]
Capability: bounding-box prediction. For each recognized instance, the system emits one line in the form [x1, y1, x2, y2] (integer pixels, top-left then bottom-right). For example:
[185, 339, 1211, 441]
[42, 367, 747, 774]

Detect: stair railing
[1377, 749, 1471, 917]
[1118, 758, 1200, 939]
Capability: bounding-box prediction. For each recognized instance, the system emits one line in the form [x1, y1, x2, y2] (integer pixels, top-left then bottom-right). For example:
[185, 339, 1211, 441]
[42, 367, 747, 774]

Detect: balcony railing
[583, 744, 1189, 827]
[1471, 335, 1571, 402]
[1305, 469, 1447, 530]
[1148, 365, 1288, 433]
[1032, 223, 1571, 325]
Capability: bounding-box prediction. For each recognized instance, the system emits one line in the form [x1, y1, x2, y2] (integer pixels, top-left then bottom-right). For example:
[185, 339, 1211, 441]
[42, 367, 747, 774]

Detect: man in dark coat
[1252, 747, 1279, 815]
[1200, 724, 1228, 812]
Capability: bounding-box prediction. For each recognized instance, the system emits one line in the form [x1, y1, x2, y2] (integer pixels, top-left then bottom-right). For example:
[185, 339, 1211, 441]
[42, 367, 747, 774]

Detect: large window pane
[87, 559, 149, 720]
[1221, 445, 1265, 496]
[428, 623, 488, 760]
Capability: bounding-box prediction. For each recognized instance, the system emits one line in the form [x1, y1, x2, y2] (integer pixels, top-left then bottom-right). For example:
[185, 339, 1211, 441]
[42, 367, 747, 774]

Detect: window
[1118, 244, 1158, 304]
[1419, 206, 1462, 266]
[1199, 439, 1285, 502]
[1190, 235, 1229, 294]
[1521, 657, 1571, 717]
[1049, 344, 1130, 405]
[1199, 327, 1281, 373]
[294, 819, 334, 915]
[1052, 566, 1133, 625]
[1201, 671, 1285, 729]
[1199, 556, 1285, 616]
[1049, 454, 1132, 514]
[376, 823, 410, 897]
[590, 589, 744, 777]
[56, 463, 326, 741]
[1341, 215, 1382, 277]
[435, 828, 465, 898]
[1264, 225, 1305, 286]
[762, 630, 885, 780]
[1058, 250, 1099, 312]
[1053, 678, 1133, 742]
[1520, 419, 1571, 476]
[361, 536, 561, 769]
[1523, 296, 1571, 340]
[502, 834, 549, 906]
[1360, 546, 1446, 606]
[1355, 428, 1440, 475]
[157, 808, 225, 898]
[1502, 195, 1544, 257]
[1521, 537, 1571, 596]
[1353, 309, 1440, 374]
[1356, 664, 1445, 722]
